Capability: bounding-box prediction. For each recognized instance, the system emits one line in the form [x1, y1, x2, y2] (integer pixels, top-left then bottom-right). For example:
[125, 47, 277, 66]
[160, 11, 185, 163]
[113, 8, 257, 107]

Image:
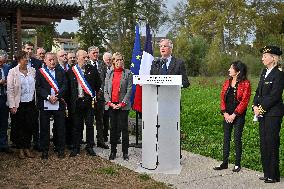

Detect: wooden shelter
[0, 0, 82, 58]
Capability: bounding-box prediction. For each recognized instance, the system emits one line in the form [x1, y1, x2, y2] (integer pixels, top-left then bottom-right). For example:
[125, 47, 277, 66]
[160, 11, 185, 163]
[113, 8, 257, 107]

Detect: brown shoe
[24, 149, 35, 158]
[19, 149, 25, 159]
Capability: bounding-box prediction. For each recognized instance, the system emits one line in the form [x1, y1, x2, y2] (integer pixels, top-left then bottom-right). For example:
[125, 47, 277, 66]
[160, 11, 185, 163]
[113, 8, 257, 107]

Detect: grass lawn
[180, 76, 284, 176]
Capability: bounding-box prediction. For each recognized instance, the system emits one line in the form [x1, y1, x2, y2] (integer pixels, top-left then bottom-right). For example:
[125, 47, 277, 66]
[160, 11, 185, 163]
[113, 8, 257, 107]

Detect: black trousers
[259, 116, 282, 180]
[222, 114, 245, 166]
[103, 109, 110, 139]
[0, 96, 9, 149]
[14, 101, 36, 149]
[40, 110, 65, 152]
[110, 109, 129, 154]
[94, 100, 104, 143]
[31, 109, 40, 149]
[72, 99, 95, 149]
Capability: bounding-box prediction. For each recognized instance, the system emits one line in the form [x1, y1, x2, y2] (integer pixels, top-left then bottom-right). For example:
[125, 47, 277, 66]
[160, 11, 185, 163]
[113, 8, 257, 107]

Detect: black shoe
[33, 145, 42, 152]
[259, 176, 267, 181]
[264, 178, 279, 183]
[123, 154, 129, 161]
[41, 151, 48, 160]
[97, 142, 109, 149]
[86, 147, 96, 156]
[232, 166, 241, 172]
[58, 151, 65, 159]
[104, 136, 108, 142]
[109, 152, 116, 160]
[213, 163, 228, 170]
[117, 139, 121, 144]
[69, 149, 80, 157]
[1, 148, 13, 154]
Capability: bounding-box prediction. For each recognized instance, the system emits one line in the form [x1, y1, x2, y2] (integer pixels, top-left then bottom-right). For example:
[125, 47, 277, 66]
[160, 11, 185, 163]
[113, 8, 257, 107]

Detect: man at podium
[150, 38, 190, 88]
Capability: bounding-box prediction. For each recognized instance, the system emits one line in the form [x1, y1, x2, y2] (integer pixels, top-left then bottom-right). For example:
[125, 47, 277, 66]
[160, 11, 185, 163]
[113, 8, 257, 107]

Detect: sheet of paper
[44, 100, 59, 110]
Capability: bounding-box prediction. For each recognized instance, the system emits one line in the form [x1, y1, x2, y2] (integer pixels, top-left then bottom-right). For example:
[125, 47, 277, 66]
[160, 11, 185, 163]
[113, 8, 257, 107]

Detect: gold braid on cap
[258, 105, 266, 115]
[262, 48, 271, 54]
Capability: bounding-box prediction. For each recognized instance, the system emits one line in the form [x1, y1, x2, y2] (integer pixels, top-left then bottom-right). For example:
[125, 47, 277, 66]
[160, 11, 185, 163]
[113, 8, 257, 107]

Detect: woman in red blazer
[214, 60, 251, 172]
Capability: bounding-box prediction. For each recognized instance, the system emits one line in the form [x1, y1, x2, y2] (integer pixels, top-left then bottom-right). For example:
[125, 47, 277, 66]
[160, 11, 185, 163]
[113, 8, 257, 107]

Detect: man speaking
[150, 39, 190, 88]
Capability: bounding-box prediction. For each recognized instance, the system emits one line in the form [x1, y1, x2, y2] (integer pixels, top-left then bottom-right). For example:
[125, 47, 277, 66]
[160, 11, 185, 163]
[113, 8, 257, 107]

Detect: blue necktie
[161, 59, 168, 75]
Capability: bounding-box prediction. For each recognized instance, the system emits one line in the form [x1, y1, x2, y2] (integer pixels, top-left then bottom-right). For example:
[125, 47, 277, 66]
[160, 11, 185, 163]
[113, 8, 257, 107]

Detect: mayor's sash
[39, 67, 59, 94]
[72, 64, 96, 108]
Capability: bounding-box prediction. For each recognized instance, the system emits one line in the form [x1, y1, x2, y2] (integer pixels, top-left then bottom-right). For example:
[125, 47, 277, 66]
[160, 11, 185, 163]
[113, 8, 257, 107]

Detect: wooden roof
[0, 0, 82, 27]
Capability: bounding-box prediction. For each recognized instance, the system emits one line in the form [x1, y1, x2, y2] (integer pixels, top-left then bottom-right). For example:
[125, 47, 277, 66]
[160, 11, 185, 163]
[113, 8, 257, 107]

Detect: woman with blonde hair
[253, 46, 284, 183]
[104, 52, 132, 160]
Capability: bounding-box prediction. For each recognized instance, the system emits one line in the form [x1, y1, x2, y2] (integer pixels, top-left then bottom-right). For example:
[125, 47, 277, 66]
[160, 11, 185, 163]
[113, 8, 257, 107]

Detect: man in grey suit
[150, 39, 190, 88]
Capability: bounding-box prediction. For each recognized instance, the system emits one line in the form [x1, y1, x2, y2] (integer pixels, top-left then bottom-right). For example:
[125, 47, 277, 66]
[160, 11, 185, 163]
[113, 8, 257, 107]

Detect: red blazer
[220, 79, 251, 116]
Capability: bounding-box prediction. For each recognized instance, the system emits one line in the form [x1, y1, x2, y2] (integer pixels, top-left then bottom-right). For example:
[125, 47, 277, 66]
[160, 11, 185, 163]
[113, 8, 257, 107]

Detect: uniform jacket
[253, 67, 284, 117]
[150, 56, 190, 88]
[7, 65, 36, 108]
[220, 79, 251, 116]
[104, 68, 133, 110]
[67, 64, 101, 113]
[35, 66, 67, 111]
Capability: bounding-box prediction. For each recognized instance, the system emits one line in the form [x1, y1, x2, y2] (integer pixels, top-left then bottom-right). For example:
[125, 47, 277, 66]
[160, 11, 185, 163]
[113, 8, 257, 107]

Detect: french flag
[132, 24, 154, 112]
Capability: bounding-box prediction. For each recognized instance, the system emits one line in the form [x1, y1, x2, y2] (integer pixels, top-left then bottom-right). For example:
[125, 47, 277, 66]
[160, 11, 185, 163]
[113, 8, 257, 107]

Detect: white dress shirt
[20, 72, 35, 102]
[265, 67, 274, 78]
[165, 55, 172, 69]
[47, 68, 56, 95]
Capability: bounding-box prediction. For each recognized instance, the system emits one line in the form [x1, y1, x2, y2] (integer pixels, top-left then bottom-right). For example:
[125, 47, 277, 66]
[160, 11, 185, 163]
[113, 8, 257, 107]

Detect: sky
[56, 0, 185, 36]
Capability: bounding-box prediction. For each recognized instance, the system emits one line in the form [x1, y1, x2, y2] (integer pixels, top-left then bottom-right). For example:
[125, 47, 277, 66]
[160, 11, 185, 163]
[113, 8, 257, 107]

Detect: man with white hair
[0, 50, 11, 153]
[88, 46, 109, 149]
[101, 52, 112, 142]
[150, 38, 189, 88]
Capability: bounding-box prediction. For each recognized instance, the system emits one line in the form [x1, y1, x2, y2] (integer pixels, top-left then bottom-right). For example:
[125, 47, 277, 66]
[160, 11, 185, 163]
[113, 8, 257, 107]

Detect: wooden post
[16, 7, 21, 52]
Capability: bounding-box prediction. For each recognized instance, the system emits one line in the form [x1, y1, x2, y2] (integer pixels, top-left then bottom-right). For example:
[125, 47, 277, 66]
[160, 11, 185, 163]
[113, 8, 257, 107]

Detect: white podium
[133, 75, 182, 174]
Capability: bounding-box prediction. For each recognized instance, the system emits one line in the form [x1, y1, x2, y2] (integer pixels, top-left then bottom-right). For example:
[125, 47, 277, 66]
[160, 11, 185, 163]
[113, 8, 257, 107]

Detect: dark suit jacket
[11, 57, 42, 70]
[0, 63, 10, 102]
[35, 66, 67, 111]
[150, 56, 190, 88]
[253, 67, 284, 117]
[67, 64, 101, 113]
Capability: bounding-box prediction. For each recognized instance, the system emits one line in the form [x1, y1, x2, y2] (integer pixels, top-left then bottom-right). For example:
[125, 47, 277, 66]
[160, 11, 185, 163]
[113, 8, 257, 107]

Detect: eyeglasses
[69, 57, 76, 59]
[159, 45, 171, 48]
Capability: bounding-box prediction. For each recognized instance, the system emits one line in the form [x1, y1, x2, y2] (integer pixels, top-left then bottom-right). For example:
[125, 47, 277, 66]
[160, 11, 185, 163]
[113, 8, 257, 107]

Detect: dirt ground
[0, 150, 170, 189]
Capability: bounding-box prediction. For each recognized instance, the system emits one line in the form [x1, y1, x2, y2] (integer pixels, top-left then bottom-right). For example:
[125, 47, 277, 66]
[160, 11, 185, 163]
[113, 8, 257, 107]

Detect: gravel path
[96, 135, 284, 189]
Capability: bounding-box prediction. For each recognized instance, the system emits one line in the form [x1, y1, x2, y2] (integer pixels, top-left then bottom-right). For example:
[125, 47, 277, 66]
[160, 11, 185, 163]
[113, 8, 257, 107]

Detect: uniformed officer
[253, 46, 284, 183]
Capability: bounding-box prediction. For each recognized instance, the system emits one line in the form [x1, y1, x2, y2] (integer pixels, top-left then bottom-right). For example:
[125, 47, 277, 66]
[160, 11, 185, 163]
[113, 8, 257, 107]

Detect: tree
[77, 0, 169, 67]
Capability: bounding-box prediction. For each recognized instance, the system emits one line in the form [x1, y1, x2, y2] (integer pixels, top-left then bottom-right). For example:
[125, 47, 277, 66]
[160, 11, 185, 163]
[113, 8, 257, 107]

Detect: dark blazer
[253, 67, 284, 117]
[150, 56, 190, 88]
[35, 66, 67, 111]
[0, 63, 10, 102]
[11, 57, 42, 70]
[67, 64, 101, 113]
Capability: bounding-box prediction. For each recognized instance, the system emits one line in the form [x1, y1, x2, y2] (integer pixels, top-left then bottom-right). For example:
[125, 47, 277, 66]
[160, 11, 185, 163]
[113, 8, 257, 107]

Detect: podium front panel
[157, 85, 181, 171]
[141, 84, 181, 173]
[141, 85, 159, 169]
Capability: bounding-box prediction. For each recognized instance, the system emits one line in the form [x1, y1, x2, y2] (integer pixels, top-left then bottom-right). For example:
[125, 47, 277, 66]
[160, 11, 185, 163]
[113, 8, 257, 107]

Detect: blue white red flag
[130, 24, 142, 106]
[132, 24, 154, 112]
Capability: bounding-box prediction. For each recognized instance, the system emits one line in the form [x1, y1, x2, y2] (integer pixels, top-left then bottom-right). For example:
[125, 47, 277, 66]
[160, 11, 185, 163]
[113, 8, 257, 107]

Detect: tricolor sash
[72, 64, 96, 98]
[39, 67, 59, 94]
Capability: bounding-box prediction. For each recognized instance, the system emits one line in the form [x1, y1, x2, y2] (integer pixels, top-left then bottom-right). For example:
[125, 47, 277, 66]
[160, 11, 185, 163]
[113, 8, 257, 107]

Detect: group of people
[0, 41, 134, 160]
[0, 38, 283, 184]
[214, 46, 284, 184]
[0, 38, 189, 162]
